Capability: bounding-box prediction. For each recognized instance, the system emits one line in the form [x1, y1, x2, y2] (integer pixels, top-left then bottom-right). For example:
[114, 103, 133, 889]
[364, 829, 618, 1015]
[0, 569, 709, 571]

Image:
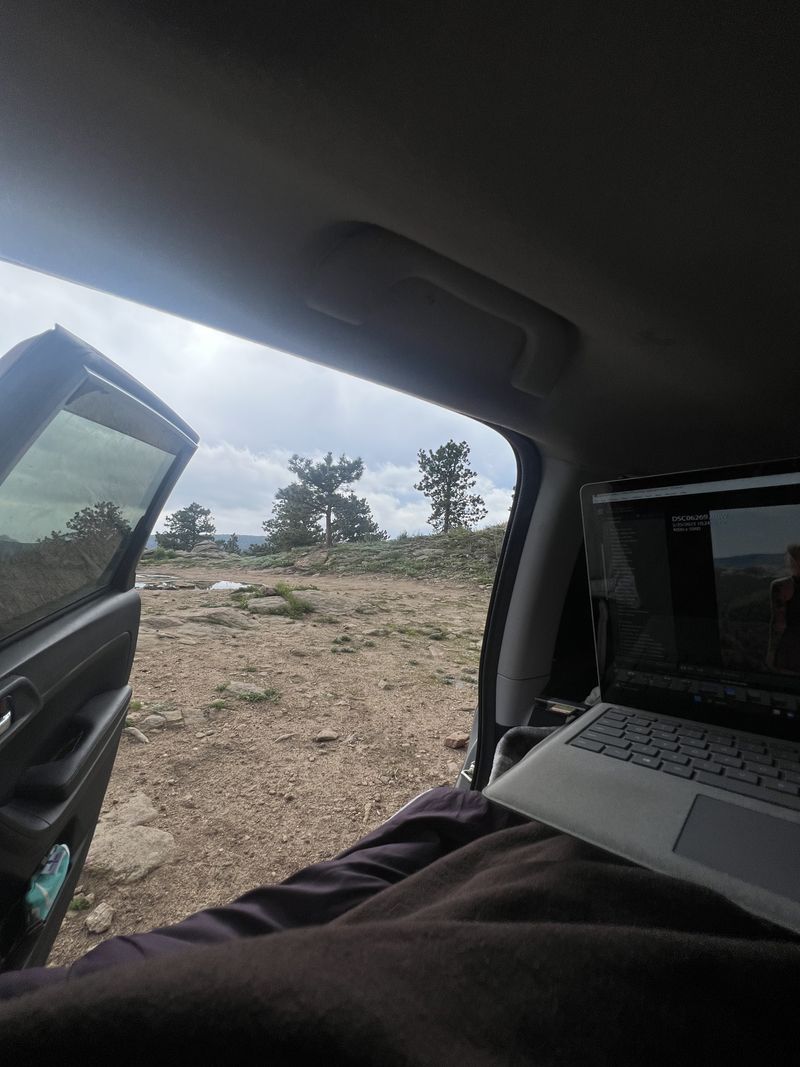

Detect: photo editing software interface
[585, 469, 800, 724]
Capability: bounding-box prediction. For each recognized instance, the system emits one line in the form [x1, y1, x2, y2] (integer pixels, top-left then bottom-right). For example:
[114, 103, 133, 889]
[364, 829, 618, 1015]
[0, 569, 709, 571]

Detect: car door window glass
[0, 401, 174, 640]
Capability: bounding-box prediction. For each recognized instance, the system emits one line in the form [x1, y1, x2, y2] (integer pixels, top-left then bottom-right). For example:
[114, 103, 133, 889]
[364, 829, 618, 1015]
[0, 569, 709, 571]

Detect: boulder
[191, 539, 224, 555]
[104, 793, 158, 827]
[86, 794, 174, 883]
[86, 824, 175, 883]
[247, 596, 286, 615]
[314, 730, 340, 743]
[444, 732, 470, 750]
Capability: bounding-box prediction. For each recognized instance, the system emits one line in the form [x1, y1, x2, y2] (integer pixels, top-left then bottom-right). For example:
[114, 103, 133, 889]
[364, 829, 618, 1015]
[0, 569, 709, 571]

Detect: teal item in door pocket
[24, 844, 70, 928]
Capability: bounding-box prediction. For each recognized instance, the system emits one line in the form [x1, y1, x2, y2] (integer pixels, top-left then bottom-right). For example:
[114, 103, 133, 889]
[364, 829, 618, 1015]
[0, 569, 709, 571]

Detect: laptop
[484, 457, 800, 932]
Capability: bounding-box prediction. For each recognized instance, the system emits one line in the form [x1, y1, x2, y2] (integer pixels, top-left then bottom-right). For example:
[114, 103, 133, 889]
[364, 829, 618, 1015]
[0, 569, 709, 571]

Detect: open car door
[0, 326, 196, 970]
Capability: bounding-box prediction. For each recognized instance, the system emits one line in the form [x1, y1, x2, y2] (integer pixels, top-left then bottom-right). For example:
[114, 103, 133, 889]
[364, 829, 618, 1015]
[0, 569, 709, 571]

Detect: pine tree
[155, 502, 216, 551]
[263, 453, 382, 550]
[43, 501, 131, 550]
[64, 501, 131, 544]
[223, 532, 240, 554]
[331, 493, 387, 543]
[414, 440, 487, 533]
[262, 483, 325, 551]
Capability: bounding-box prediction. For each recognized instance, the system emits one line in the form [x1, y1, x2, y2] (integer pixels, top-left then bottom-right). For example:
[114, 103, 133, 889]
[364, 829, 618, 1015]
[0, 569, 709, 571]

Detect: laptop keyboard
[570, 708, 800, 812]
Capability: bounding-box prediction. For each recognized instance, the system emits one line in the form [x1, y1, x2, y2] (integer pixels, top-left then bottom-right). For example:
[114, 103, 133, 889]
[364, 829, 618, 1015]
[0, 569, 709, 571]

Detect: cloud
[0, 260, 518, 537]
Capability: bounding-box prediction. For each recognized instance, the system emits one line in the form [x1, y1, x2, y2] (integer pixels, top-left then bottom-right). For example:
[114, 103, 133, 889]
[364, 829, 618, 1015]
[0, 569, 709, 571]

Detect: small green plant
[242, 664, 257, 673]
[68, 895, 92, 912]
[230, 592, 250, 609]
[214, 682, 229, 693]
[331, 647, 356, 654]
[128, 699, 142, 713]
[262, 582, 314, 619]
[235, 687, 280, 704]
[407, 658, 419, 665]
[331, 634, 352, 645]
[316, 614, 338, 625]
[364, 639, 376, 648]
[209, 699, 227, 710]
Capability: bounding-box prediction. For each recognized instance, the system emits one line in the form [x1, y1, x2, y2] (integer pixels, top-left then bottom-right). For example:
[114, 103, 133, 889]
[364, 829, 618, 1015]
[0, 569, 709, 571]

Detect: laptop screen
[581, 459, 800, 734]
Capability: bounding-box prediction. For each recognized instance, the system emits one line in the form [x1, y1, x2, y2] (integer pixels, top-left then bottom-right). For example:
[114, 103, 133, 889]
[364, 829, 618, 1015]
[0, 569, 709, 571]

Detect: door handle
[0, 709, 11, 737]
[14, 687, 130, 803]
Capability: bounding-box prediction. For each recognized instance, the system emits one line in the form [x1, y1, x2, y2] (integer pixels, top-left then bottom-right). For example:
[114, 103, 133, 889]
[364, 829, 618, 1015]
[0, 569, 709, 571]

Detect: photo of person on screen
[767, 544, 800, 673]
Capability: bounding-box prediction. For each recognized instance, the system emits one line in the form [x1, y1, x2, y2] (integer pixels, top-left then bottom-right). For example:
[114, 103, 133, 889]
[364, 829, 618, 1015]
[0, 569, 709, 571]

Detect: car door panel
[0, 327, 196, 969]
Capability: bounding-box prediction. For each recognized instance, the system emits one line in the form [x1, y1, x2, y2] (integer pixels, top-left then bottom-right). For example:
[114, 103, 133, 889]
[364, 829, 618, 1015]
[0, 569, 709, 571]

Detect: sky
[0, 261, 516, 538]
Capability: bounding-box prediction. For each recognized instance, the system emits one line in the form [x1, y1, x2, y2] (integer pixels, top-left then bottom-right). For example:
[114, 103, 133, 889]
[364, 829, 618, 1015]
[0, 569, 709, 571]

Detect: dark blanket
[1, 813, 798, 1063]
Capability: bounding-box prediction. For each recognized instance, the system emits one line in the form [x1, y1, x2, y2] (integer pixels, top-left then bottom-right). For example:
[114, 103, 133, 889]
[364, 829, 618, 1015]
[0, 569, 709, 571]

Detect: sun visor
[306, 226, 574, 398]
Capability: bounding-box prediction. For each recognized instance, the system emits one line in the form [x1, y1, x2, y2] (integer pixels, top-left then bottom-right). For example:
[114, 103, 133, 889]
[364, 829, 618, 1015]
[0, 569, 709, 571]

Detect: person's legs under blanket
[0, 785, 523, 1000]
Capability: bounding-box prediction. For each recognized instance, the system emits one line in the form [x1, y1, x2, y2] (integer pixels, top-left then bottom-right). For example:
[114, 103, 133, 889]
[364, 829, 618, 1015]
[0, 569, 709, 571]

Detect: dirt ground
[51, 566, 489, 965]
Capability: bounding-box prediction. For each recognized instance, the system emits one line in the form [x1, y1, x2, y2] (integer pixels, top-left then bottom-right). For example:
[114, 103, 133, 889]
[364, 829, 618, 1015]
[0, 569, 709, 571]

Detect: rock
[247, 585, 279, 597]
[190, 539, 224, 555]
[123, 727, 149, 744]
[248, 596, 287, 615]
[364, 628, 389, 637]
[447, 761, 462, 777]
[86, 824, 175, 883]
[180, 796, 197, 809]
[185, 610, 253, 629]
[314, 730, 340, 743]
[378, 678, 393, 690]
[444, 732, 470, 750]
[275, 733, 295, 742]
[161, 708, 184, 727]
[85, 902, 115, 934]
[141, 714, 166, 730]
[139, 615, 183, 630]
[105, 793, 159, 827]
[226, 681, 266, 699]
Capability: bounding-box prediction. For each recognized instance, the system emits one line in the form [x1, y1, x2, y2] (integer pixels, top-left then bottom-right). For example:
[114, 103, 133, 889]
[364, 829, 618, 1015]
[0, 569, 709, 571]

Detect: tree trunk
[325, 505, 332, 548]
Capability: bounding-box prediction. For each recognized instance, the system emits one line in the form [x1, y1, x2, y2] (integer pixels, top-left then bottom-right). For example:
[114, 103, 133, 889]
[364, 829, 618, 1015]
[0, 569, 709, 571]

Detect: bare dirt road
[51, 567, 489, 964]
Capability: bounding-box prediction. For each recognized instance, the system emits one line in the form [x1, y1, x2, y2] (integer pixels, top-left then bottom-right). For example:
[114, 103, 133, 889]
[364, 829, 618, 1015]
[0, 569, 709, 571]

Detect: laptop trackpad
[675, 795, 800, 902]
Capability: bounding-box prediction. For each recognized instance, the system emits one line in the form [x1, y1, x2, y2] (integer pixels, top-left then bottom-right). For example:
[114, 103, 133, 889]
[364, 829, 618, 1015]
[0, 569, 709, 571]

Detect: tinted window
[0, 398, 174, 639]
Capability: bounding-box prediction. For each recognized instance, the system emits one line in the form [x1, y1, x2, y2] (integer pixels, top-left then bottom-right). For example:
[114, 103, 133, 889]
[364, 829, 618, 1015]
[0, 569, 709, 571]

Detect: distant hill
[715, 553, 786, 571]
[147, 533, 265, 551]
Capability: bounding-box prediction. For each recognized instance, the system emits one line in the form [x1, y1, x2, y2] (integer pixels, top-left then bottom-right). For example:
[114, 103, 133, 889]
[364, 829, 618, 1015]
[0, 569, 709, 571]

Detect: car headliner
[0, 3, 797, 476]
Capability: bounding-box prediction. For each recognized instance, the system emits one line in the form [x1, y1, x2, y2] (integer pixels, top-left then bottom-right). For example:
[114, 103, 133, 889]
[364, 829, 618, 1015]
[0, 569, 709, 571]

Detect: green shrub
[236, 687, 280, 704]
